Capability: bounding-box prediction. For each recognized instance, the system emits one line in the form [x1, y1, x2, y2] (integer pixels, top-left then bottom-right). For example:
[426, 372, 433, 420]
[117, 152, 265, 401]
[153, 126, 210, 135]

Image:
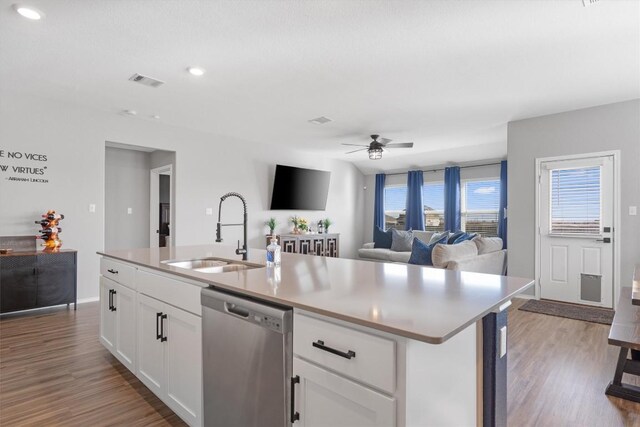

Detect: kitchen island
[98, 244, 533, 427]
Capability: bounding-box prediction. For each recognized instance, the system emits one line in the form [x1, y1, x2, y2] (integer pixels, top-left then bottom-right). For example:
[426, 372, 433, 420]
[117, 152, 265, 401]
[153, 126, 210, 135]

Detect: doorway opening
[150, 165, 172, 248]
[535, 151, 620, 309]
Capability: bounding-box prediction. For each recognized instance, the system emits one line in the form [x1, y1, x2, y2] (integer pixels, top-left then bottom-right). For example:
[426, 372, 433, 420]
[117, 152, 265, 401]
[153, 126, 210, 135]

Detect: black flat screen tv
[270, 165, 331, 210]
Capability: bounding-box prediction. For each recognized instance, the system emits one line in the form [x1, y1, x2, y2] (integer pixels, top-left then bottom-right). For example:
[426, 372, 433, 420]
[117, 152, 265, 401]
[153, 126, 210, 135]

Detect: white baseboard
[77, 296, 99, 304]
[514, 293, 537, 301]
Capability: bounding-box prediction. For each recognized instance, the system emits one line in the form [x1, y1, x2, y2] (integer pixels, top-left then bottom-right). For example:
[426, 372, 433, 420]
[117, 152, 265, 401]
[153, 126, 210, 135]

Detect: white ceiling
[1, 0, 638, 174]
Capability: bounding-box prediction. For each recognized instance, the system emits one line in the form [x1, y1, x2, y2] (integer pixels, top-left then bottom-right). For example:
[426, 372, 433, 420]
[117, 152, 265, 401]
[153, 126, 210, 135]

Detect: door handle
[596, 237, 611, 243]
[160, 314, 168, 342]
[111, 290, 116, 311]
[108, 289, 113, 310]
[156, 312, 163, 340]
[312, 340, 356, 359]
[107, 269, 118, 275]
[290, 375, 300, 423]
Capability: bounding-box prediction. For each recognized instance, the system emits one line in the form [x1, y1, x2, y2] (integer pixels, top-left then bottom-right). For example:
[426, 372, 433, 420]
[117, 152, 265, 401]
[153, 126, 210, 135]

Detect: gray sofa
[358, 231, 507, 275]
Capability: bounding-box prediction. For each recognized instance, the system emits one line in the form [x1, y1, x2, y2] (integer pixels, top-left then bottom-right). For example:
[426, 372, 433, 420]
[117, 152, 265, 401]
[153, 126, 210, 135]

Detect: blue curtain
[374, 173, 386, 230]
[405, 170, 425, 231]
[444, 167, 461, 231]
[498, 160, 508, 248]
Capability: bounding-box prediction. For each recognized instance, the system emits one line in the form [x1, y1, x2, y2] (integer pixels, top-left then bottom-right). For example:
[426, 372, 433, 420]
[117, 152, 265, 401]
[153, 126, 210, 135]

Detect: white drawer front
[100, 258, 136, 289]
[294, 313, 395, 394]
[137, 269, 202, 316]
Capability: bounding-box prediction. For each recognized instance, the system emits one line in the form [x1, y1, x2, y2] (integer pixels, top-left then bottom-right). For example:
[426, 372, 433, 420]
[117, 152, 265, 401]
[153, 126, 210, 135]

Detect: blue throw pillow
[453, 232, 477, 244]
[408, 233, 449, 266]
[447, 231, 465, 244]
[373, 226, 393, 249]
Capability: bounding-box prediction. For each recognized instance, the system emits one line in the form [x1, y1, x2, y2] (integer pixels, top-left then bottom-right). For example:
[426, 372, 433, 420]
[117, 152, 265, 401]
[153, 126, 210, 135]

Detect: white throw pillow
[472, 236, 504, 255]
[431, 240, 478, 268]
[413, 230, 434, 245]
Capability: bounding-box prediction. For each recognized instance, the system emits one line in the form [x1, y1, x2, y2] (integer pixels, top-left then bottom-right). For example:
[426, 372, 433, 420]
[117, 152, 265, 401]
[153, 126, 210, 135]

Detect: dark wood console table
[0, 250, 77, 314]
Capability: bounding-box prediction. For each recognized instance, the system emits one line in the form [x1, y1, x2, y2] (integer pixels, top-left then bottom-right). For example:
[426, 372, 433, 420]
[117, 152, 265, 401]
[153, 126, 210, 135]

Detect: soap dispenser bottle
[266, 236, 281, 267]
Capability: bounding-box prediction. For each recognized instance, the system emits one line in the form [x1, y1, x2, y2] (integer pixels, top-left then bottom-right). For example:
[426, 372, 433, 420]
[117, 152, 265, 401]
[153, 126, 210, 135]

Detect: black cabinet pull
[160, 314, 168, 342]
[290, 375, 300, 423]
[108, 289, 115, 311]
[156, 312, 163, 340]
[107, 269, 118, 274]
[312, 340, 356, 360]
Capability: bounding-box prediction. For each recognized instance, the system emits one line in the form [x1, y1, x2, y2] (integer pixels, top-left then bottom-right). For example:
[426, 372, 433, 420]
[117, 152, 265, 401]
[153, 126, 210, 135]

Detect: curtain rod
[384, 161, 502, 177]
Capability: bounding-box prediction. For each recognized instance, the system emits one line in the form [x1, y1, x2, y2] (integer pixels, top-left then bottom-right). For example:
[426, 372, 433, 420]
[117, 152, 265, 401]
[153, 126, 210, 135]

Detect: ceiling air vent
[128, 73, 165, 88]
[308, 116, 332, 125]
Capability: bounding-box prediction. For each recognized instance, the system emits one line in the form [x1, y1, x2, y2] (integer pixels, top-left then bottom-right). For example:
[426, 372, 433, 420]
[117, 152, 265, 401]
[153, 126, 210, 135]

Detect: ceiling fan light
[368, 147, 383, 160]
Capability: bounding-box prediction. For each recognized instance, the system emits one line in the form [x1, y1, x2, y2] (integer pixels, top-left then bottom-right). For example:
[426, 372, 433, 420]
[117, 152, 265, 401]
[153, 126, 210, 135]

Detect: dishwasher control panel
[255, 314, 282, 333]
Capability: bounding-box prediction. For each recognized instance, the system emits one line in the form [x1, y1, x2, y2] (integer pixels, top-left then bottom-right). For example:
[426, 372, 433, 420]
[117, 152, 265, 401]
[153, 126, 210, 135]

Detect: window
[423, 182, 445, 232]
[384, 186, 406, 230]
[550, 166, 600, 235]
[461, 179, 500, 237]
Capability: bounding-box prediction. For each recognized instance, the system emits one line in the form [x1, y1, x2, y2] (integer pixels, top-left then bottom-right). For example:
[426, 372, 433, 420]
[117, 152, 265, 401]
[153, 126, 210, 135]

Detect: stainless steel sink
[161, 257, 260, 274]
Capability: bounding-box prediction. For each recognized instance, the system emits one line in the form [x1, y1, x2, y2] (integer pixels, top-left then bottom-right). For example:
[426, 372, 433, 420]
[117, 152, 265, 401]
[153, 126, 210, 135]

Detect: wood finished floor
[1, 300, 639, 426]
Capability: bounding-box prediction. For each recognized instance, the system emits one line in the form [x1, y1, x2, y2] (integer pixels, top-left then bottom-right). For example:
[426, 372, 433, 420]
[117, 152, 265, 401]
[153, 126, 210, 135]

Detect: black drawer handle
[290, 375, 300, 423]
[312, 340, 356, 359]
[107, 269, 118, 274]
[108, 289, 113, 311]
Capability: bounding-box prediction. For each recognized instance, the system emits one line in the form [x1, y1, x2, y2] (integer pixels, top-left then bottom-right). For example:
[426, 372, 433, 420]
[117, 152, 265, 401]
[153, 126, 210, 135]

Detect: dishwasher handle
[225, 302, 250, 318]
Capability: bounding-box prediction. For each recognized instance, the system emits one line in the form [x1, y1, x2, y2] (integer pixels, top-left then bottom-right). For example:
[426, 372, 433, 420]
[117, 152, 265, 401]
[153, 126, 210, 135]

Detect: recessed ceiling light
[12, 4, 44, 20]
[187, 67, 205, 76]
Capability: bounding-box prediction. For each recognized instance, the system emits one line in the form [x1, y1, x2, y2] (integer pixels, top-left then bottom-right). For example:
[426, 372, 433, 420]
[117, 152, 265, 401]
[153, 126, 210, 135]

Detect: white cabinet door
[114, 283, 136, 371]
[293, 357, 395, 427]
[99, 277, 116, 351]
[137, 293, 165, 397]
[164, 304, 202, 427]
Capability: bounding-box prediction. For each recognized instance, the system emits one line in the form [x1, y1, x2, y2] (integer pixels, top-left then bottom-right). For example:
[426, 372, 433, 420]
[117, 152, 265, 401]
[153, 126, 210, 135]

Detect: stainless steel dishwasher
[201, 287, 293, 427]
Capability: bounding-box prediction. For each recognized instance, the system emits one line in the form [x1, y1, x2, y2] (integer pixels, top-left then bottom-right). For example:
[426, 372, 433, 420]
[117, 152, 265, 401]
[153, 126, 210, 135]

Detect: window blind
[423, 182, 445, 232]
[550, 166, 601, 235]
[462, 180, 500, 237]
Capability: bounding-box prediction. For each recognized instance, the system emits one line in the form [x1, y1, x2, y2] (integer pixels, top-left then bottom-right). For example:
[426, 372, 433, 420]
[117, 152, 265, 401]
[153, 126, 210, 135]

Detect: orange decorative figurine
[36, 210, 64, 252]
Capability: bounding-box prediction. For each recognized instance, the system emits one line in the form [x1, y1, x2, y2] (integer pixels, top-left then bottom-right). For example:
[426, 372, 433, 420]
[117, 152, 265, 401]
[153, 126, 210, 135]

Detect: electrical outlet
[89, 204, 96, 213]
[127, 207, 133, 215]
[630, 206, 638, 216]
[206, 208, 213, 216]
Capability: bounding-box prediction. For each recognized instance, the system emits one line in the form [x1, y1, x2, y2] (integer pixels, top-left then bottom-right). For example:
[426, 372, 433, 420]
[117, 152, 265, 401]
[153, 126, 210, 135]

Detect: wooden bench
[605, 287, 640, 403]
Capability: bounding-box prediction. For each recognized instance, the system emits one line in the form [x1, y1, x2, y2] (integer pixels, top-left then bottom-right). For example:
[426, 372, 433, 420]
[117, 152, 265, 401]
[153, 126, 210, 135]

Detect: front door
[539, 155, 614, 308]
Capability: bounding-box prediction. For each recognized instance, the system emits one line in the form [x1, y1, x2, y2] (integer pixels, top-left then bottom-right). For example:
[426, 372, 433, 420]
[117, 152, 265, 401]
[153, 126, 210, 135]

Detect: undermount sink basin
[161, 257, 260, 274]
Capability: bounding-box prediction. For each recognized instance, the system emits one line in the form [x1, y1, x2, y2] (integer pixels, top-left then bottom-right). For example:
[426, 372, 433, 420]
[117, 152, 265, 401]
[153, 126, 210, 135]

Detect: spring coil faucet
[215, 192, 248, 261]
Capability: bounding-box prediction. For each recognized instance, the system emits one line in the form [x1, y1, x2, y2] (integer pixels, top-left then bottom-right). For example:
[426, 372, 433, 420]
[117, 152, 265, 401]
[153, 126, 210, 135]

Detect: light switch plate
[89, 204, 96, 213]
[630, 206, 638, 216]
[127, 207, 133, 215]
[205, 208, 213, 216]
[499, 326, 507, 358]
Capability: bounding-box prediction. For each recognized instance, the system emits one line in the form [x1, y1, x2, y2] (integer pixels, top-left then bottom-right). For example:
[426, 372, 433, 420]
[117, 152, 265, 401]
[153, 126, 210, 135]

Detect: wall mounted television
[270, 164, 331, 210]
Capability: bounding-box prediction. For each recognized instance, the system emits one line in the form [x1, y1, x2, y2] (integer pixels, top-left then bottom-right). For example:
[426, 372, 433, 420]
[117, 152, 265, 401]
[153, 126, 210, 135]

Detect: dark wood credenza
[267, 233, 339, 257]
[0, 250, 77, 314]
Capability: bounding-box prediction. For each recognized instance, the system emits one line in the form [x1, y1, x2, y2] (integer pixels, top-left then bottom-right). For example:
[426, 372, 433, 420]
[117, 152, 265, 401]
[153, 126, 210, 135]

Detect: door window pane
[462, 179, 500, 237]
[384, 186, 406, 230]
[423, 182, 445, 232]
[550, 166, 600, 234]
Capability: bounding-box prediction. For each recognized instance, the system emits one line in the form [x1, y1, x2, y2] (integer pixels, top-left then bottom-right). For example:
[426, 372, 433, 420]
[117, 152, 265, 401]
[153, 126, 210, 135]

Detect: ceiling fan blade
[341, 143, 369, 147]
[385, 142, 414, 148]
[379, 137, 393, 145]
[345, 148, 369, 154]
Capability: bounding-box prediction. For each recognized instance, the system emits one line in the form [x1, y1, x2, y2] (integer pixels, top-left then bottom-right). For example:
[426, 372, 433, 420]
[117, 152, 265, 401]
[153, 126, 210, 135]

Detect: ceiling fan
[342, 134, 414, 160]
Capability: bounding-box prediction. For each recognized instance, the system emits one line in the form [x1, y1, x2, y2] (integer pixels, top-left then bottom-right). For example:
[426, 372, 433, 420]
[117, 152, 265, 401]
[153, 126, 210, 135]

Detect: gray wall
[507, 99, 640, 295]
[0, 92, 365, 300]
[104, 147, 151, 250]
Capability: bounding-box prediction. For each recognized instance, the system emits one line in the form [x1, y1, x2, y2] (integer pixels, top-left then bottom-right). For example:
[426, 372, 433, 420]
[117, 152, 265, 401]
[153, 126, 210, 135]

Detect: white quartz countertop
[98, 245, 534, 344]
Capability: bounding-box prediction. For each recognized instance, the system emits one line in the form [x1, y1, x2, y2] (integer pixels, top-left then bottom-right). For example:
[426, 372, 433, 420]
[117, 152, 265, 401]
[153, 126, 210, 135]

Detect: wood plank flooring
[0, 302, 186, 427]
[1, 299, 639, 426]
